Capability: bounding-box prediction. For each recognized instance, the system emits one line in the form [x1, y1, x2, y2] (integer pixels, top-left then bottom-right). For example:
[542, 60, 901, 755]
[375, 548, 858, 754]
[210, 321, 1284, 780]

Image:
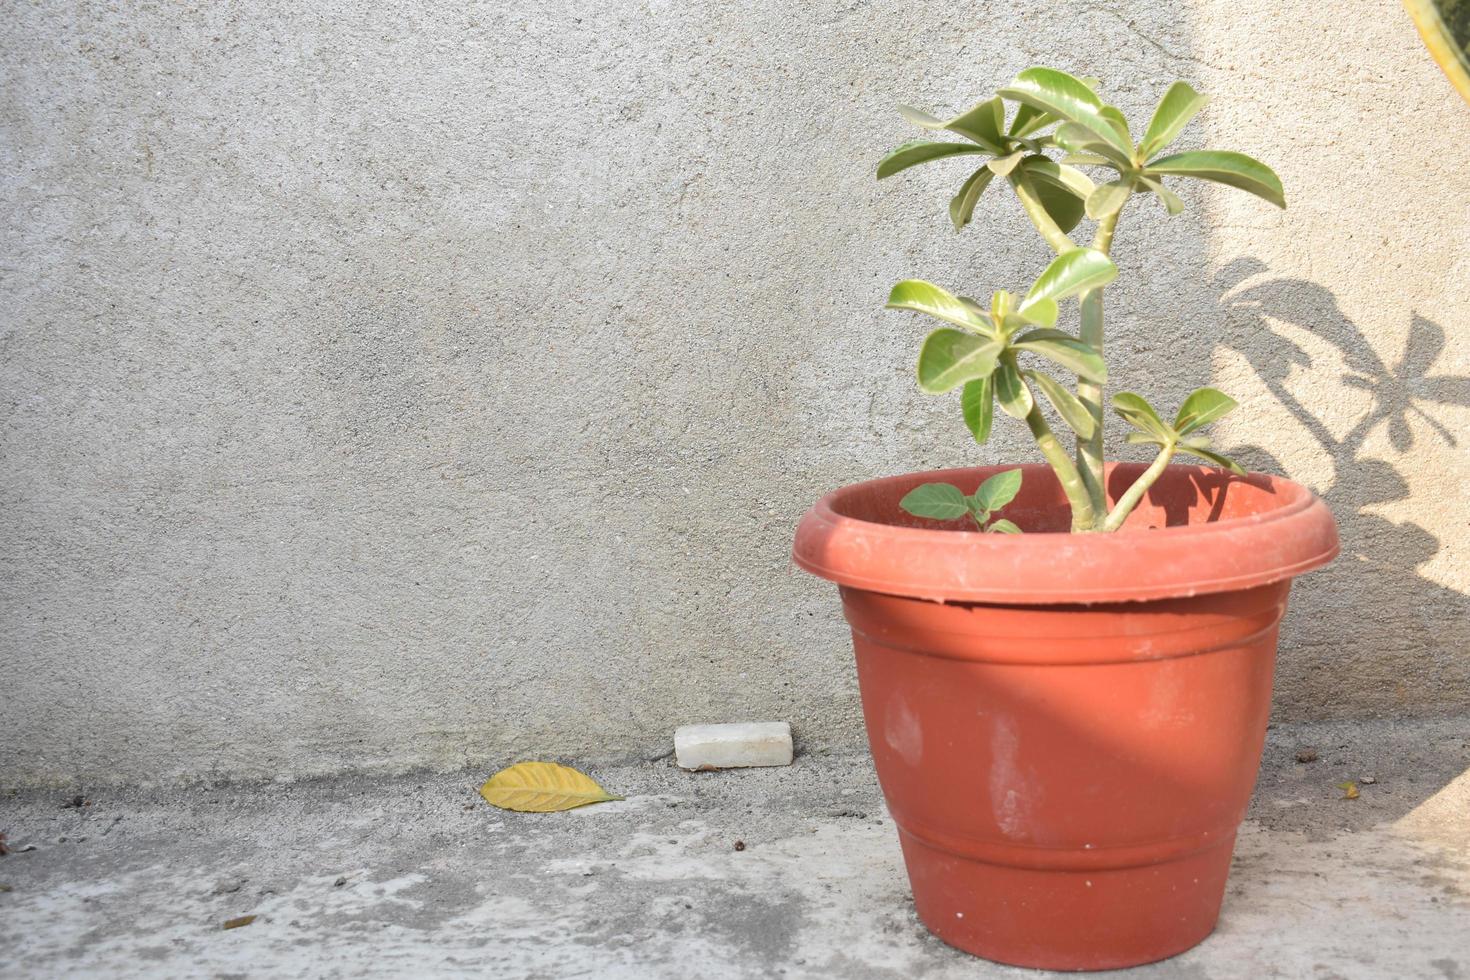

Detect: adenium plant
[883, 67, 1283, 533]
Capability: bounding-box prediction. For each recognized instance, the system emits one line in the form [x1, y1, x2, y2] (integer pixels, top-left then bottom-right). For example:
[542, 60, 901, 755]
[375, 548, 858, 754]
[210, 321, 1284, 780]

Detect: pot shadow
[1208, 257, 1470, 695]
[1200, 260, 1470, 819]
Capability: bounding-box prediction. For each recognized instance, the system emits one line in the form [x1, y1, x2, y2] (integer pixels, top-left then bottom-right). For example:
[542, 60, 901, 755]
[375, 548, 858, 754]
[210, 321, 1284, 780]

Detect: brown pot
[793, 462, 1337, 970]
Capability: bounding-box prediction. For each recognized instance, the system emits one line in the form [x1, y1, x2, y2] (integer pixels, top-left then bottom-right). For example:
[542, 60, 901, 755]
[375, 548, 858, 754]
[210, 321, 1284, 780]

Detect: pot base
[899, 827, 1233, 971]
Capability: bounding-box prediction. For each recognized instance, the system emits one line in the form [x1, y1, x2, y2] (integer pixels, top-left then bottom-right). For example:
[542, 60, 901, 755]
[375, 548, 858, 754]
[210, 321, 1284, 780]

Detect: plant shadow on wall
[1210, 258, 1470, 717]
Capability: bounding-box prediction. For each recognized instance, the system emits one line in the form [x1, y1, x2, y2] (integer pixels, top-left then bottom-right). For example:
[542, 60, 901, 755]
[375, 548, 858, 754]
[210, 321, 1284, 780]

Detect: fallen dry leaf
[222, 915, 256, 930]
[1337, 781, 1360, 800]
[479, 762, 622, 813]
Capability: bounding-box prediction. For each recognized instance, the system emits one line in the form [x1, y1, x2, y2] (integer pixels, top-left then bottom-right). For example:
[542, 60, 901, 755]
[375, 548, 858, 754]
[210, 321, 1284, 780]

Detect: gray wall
[3, 0, 1468, 786]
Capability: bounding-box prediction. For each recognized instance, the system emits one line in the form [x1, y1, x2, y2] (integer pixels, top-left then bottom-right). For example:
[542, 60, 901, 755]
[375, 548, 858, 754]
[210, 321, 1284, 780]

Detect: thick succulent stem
[1008, 171, 1095, 529]
[1102, 442, 1175, 532]
[1008, 172, 1074, 255]
[1076, 202, 1127, 523]
[1023, 400, 1095, 532]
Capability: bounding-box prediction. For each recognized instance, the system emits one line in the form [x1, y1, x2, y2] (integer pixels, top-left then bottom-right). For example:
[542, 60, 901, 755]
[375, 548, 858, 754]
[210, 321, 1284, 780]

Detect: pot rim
[793, 462, 1338, 604]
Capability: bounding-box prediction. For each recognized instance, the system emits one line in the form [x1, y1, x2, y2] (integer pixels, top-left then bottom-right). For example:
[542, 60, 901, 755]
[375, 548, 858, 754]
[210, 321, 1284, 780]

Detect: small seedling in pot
[901, 469, 1023, 533]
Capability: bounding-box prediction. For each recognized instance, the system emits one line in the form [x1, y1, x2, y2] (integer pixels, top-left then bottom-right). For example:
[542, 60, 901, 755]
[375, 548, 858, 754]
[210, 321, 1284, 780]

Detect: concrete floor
[2, 718, 1468, 980]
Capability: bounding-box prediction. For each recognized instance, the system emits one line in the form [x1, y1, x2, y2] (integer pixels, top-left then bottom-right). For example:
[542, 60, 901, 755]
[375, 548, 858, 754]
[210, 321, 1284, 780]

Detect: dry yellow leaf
[479, 761, 622, 812]
[1337, 781, 1360, 800]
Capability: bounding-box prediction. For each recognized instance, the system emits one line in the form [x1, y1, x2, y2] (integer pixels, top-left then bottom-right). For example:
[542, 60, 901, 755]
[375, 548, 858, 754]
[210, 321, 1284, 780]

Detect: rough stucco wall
[2, 0, 1467, 786]
[1182, 3, 1470, 719]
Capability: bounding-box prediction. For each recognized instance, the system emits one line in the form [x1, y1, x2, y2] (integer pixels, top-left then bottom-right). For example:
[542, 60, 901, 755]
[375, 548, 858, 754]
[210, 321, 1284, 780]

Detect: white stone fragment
[674, 722, 793, 771]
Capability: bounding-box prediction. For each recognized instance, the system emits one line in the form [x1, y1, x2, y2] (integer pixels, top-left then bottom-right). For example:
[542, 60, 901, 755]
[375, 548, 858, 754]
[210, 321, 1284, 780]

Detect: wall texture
[3, 0, 1468, 786]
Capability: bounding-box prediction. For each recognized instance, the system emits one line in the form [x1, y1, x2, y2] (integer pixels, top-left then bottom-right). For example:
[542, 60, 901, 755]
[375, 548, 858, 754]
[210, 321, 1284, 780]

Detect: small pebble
[1295, 748, 1319, 763]
[333, 876, 347, 887]
[1360, 775, 1376, 784]
[733, 840, 746, 852]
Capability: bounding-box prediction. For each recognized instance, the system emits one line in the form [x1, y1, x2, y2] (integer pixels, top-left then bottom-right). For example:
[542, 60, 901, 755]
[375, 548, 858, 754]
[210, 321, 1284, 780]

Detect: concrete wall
[3, 0, 1468, 786]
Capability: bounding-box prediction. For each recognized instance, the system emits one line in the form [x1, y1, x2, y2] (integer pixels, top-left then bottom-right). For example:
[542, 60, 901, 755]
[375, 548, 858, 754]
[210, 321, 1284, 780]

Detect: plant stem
[1102, 442, 1174, 532]
[1075, 200, 1128, 525]
[1005, 171, 1092, 529]
[1007, 172, 1074, 254]
[1023, 400, 1095, 532]
[1092, 203, 1123, 253]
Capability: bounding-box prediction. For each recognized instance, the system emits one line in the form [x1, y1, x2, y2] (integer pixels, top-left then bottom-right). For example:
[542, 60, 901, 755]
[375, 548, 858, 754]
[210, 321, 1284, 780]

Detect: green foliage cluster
[883, 67, 1283, 533]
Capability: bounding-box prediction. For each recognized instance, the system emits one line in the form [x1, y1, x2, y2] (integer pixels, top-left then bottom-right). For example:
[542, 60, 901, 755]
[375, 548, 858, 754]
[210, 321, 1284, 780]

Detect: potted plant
[793, 67, 1338, 970]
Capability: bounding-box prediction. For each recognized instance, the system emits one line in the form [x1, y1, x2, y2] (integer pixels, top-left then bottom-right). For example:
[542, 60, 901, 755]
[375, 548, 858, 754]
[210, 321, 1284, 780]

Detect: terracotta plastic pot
[793, 462, 1337, 971]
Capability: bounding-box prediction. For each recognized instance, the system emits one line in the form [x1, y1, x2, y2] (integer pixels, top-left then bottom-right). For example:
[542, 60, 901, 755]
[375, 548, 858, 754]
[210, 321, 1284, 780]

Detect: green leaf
[1145, 150, 1285, 208]
[1008, 101, 1053, 138]
[998, 67, 1133, 159]
[877, 139, 989, 180]
[949, 167, 995, 230]
[956, 293, 992, 321]
[1174, 443, 1247, 475]
[899, 98, 1006, 151]
[1059, 151, 1113, 166]
[1016, 297, 1058, 328]
[1052, 122, 1134, 170]
[1099, 105, 1132, 144]
[1085, 179, 1131, 220]
[1141, 81, 1209, 159]
[961, 376, 994, 444]
[1013, 329, 1108, 383]
[987, 148, 1028, 176]
[900, 482, 972, 520]
[1174, 387, 1239, 435]
[1021, 248, 1118, 313]
[887, 280, 993, 333]
[1112, 392, 1175, 442]
[986, 518, 1022, 534]
[1026, 167, 1087, 234]
[1125, 430, 1167, 446]
[993, 360, 1034, 419]
[1137, 175, 1184, 215]
[916, 330, 1003, 393]
[974, 468, 1023, 511]
[1022, 158, 1097, 201]
[1025, 369, 1096, 439]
